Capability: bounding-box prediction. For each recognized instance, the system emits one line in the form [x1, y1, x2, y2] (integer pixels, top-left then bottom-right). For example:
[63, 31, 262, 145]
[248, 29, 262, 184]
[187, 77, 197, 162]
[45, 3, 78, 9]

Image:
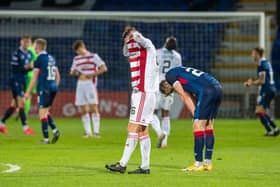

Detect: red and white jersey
[157, 47, 182, 81]
[71, 51, 105, 82]
[123, 32, 159, 93]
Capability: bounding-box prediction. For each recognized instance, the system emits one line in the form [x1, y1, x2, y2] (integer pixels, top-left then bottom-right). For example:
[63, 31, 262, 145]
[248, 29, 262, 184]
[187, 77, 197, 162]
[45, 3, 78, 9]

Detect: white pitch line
[1, 163, 21, 173]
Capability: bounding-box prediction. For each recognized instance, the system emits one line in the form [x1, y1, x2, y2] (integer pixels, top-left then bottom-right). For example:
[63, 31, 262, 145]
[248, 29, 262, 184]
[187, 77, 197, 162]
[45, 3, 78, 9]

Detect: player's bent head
[73, 40, 86, 52]
[165, 36, 177, 50]
[34, 38, 47, 51]
[122, 25, 136, 41]
[159, 80, 174, 96]
[252, 46, 264, 58]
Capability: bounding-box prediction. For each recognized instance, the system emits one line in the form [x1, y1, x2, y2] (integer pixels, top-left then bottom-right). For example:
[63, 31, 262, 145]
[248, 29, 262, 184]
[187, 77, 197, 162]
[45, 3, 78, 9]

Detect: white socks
[162, 117, 170, 146]
[140, 135, 151, 170]
[92, 113, 100, 134]
[150, 114, 163, 137]
[119, 132, 138, 167]
[81, 113, 92, 135]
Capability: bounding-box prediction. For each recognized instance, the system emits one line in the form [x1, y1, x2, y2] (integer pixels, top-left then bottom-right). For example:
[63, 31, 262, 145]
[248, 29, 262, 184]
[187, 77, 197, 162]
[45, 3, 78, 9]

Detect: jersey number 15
[47, 65, 56, 80]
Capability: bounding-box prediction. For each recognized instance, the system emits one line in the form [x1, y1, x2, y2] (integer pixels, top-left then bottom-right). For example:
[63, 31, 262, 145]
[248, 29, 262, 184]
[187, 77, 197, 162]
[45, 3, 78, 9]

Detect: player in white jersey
[70, 40, 107, 138]
[106, 26, 158, 174]
[150, 37, 182, 148]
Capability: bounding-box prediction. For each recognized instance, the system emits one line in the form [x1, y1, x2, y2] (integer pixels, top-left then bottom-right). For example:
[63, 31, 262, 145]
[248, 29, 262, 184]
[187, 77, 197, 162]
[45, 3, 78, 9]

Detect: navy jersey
[34, 51, 58, 92]
[165, 66, 220, 95]
[257, 58, 276, 94]
[10, 47, 32, 81]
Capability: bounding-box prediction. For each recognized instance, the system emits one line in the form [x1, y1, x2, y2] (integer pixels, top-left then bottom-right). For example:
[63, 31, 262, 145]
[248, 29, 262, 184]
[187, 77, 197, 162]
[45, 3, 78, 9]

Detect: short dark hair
[73, 40, 85, 51]
[253, 46, 264, 57]
[122, 25, 136, 41]
[34, 38, 47, 50]
[159, 80, 174, 95]
[165, 36, 177, 50]
[21, 34, 31, 40]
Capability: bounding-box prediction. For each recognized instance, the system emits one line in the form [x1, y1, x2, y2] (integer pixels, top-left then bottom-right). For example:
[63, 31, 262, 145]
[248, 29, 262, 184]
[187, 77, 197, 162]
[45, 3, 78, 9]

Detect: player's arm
[95, 64, 108, 76]
[24, 51, 34, 70]
[131, 31, 152, 48]
[173, 81, 195, 116]
[123, 44, 129, 57]
[70, 60, 81, 77]
[25, 69, 39, 98]
[55, 67, 61, 86]
[70, 69, 81, 77]
[244, 72, 265, 87]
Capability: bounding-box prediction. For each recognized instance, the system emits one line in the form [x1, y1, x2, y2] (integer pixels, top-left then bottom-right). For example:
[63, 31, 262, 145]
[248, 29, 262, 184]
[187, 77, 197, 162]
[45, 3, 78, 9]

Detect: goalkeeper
[25, 41, 38, 115]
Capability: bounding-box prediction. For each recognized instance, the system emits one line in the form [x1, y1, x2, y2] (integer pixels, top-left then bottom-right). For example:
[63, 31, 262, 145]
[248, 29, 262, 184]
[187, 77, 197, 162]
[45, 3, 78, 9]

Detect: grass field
[0, 118, 279, 187]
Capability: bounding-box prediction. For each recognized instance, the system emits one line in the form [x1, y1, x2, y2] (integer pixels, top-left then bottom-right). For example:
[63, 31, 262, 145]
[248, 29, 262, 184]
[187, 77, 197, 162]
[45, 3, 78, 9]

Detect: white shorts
[155, 91, 174, 111]
[129, 91, 156, 126]
[75, 80, 98, 106]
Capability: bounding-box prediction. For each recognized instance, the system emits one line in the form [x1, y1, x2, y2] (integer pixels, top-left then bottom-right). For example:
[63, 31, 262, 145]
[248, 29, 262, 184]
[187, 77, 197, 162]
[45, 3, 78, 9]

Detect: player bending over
[25, 38, 60, 144]
[150, 36, 182, 148]
[244, 47, 279, 136]
[70, 40, 107, 138]
[160, 66, 222, 171]
[105, 26, 158, 174]
[0, 35, 35, 134]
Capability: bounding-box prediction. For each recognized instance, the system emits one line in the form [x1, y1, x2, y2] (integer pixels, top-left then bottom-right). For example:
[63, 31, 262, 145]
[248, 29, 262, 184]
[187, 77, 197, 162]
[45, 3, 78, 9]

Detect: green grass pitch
[0, 118, 279, 187]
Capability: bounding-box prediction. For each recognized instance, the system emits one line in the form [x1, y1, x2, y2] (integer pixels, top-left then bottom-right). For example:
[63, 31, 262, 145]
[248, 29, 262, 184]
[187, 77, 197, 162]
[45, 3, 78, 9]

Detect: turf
[0, 118, 279, 187]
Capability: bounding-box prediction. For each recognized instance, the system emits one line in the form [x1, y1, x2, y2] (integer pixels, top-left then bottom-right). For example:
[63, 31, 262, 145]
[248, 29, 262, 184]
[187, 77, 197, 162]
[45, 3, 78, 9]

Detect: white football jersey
[157, 47, 182, 81]
[71, 51, 105, 83]
[123, 31, 159, 93]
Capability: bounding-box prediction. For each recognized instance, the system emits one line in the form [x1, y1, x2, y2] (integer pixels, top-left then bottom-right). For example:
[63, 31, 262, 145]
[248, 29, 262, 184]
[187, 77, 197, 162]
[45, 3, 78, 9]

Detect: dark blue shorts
[257, 91, 275, 109]
[38, 90, 57, 108]
[10, 80, 25, 99]
[194, 84, 223, 120]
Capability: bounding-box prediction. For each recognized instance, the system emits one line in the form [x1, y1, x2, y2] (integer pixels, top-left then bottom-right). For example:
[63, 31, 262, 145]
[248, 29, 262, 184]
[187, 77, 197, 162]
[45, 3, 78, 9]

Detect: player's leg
[262, 92, 279, 136]
[46, 91, 60, 144]
[255, 93, 274, 136]
[160, 93, 173, 148]
[150, 110, 165, 148]
[0, 81, 20, 133]
[89, 83, 100, 137]
[128, 125, 150, 174]
[47, 111, 60, 144]
[106, 91, 144, 173]
[0, 99, 16, 133]
[161, 109, 170, 148]
[106, 91, 154, 174]
[75, 81, 92, 137]
[80, 105, 92, 137]
[105, 123, 140, 173]
[150, 94, 164, 141]
[16, 96, 35, 134]
[24, 71, 32, 115]
[90, 104, 100, 138]
[183, 119, 208, 172]
[183, 91, 212, 172]
[128, 92, 155, 174]
[39, 107, 50, 144]
[255, 105, 273, 136]
[204, 120, 214, 171]
[204, 85, 222, 170]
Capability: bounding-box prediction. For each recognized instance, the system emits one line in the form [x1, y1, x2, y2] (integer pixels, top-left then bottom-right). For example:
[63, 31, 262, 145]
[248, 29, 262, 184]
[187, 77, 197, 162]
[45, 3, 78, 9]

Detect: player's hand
[124, 32, 132, 43]
[244, 78, 253, 87]
[24, 92, 31, 100]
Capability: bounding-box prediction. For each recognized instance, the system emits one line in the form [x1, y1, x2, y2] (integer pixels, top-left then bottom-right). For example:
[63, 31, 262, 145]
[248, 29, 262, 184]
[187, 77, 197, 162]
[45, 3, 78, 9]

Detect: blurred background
[0, 0, 279, 119]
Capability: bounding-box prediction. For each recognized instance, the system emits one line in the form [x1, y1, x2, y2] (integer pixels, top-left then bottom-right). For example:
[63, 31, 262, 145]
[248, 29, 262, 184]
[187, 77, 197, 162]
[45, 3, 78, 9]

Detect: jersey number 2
[47, 65, 56, 80]
[162, 60, 171, 73]
[185, 67, 204, 77]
